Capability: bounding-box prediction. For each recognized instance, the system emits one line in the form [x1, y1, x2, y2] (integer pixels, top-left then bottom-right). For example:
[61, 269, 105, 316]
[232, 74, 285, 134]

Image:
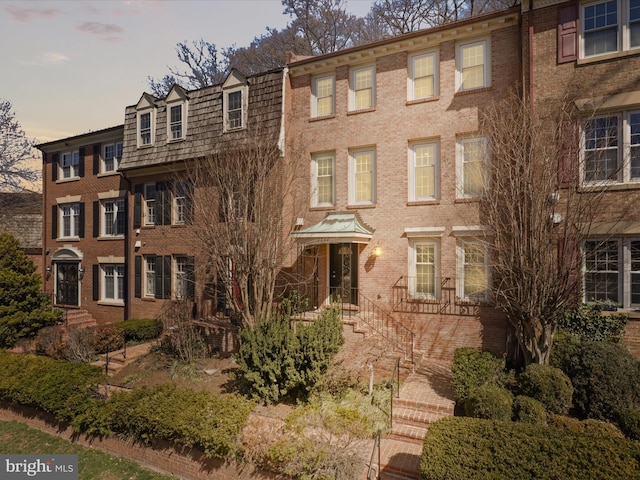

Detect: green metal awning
[291, 212, 374, 245]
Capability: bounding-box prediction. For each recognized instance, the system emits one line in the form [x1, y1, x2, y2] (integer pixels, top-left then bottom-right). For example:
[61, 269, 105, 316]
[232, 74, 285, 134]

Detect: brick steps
[91, 342, 154, 376]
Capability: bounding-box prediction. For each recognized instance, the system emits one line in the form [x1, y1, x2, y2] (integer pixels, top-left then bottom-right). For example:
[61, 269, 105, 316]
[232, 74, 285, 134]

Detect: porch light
[46, 265, 51, 279]
[78, 265, 85, 280]
[373, 246, 383, 257]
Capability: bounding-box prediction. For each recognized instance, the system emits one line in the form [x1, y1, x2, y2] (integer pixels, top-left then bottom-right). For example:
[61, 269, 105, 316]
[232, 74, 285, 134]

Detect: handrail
[367, 429, 381, 480]
[389, 357, 400, 428]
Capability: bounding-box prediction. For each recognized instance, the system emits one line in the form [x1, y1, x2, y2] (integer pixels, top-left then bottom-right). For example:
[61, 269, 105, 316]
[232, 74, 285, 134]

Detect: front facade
[287, 7, 521, 359]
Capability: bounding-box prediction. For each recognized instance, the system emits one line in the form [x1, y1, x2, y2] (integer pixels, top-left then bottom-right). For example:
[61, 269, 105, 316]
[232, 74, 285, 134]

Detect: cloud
[19, 52, 70, 67]
[3, 6, 60, 23]
[76, 21, 124, 41]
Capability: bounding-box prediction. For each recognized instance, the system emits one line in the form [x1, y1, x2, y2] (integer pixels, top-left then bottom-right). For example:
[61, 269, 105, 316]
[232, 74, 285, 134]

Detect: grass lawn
[0, 420, 176, 480]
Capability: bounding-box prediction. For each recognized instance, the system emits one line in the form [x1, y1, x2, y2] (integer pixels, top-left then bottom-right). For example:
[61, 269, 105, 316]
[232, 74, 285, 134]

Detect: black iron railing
[392, 276, 483, 316]
[367, 429, 381, 480]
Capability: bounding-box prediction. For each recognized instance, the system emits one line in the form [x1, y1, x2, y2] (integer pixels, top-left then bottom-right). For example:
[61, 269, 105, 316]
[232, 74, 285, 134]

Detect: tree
[0, 233, 60, 347]
[0, 100, 39, 192]
[478, 90, 625, 365]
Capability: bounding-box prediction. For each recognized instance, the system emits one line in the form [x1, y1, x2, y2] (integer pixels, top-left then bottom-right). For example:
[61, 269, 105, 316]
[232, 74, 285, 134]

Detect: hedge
[517, 364, 573, 415]
[451, 348, 506, 403]
[114, 318, 163, 343]
[420, 417, 640, 480]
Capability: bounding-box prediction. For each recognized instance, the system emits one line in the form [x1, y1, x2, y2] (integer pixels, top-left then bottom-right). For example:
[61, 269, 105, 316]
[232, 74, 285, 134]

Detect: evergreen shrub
[451, 348, 505, 403]
[114, 318, 163, 342]
[517, 363, 573, 415]
[512, 395, 547, 424]
[463, 385, 513, 421]
[559, 303, 627, 343]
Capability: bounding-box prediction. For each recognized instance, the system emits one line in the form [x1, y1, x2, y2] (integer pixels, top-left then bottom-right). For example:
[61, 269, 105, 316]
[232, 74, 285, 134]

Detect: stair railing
[367, 429, 381, 480]
[389, 357, 401, 428]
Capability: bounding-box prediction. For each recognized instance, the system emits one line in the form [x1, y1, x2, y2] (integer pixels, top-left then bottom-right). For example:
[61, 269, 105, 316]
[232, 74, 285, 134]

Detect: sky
[1, 0, 374, 145]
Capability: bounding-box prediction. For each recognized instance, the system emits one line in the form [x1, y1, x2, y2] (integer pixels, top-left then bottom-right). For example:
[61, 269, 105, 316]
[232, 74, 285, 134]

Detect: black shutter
[155, 255, 163, 298]
[92, 264, 99, 301]
[558, 2, 578, 64]
[78, 147, 85, 177]
[155, 182, 164, 225]
[52, 153, 58, 182]
[51, 205, 58, 239]
[93, 144, 100, 175]
[186, 256, 195, 299]
[164, 255, 172, 299]
[184, 181, 194, 224]
[133, 184, 142, 228]
[163, 183, 172, 225]
[93, 201, 100, 238]
[78, 202, 85, 238]
[134, 256, 142, 298]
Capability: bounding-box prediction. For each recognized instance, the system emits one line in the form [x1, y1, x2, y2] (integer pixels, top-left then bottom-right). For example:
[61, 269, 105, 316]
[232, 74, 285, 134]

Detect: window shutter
[123, 263, 128, 302]
[160, 181, 172, 225]
[558, 2, 578, 64]
[184, 181, 194, 224]
[134, 256, 142, 298]
[93, 144, 100, 175]
[155, 181, 164, 225]
[92, 264, 99, 301]
[51, 205, 58, 239]
[155, 255, 163, 299]
[93, 201, 100, 238]
[78, 202, 85, 238]
[187, 256, 195, 299]
[559, 120, 579, 188]
[52, 153, 58, 182]
[133, 184, 142, 228]
[164, 255, 172, 299]
[79, 147, 85, 177]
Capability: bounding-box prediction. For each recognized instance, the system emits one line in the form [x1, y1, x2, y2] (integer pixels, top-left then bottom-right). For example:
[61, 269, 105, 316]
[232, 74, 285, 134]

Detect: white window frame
[137, 109, 155, 147]
[456, 238, 490, 302]
[102, 264, 125, 303]
[408, 239, 440, 300]
[456, 38, 490, 92]
[60, 203, 80, 239]
[349, 65, 376, 111]
[102, 142, 122, 173]
[144, 183, 156, 226]
[144, 256, 156, 297]
[174, 256, 190, 299]
[101, 198, 125, 237]
[408, 50, 438, 101]
[60, 151, 79, 179]
[580, 0, 640, 58]
[224, 86, 247, 131]
[409, 140, 439, 201]
[349, 148, 376, 205]
[167, 102, 186, 141]
[583, 238, 621, 305]
[312, 74, 335, 117]
[456, 136, 488, 199]
[311, 152, 335, 207]
[173, 181, 189, 224]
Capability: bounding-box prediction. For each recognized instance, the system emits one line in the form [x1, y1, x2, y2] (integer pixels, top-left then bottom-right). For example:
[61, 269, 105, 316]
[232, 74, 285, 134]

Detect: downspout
[528, 0, 535, 109]
[41, 150, 49, 298]
[121, 170, 133, 320]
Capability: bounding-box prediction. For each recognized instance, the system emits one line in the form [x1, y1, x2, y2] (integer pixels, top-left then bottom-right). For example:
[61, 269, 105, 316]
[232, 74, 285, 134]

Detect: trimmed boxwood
[420, 417, 640, 480]
[617, 408, 640, 441]
[517, 364, 573, 415]
[451, 348, 505, 403]
[464, 385, 513, 421]
[513, 395, 547, 424]
[114, 318, 163, 343]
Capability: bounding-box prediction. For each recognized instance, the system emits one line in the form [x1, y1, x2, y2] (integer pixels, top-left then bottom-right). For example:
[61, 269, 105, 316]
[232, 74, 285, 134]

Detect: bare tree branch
[0, 100, 39, 192]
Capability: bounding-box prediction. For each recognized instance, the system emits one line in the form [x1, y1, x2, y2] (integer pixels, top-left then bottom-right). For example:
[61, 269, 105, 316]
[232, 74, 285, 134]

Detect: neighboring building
[37, 126, 126, 322]
[0, 192, 43, 272]
[286, 7, 521, 360]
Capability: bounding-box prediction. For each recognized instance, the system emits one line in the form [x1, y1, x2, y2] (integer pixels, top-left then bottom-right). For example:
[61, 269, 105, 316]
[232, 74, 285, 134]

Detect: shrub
[548, 415, 624, 438]
[617, 408, 640, 441]
[513, 395, 547, 424]
[420, 417, 640, 480]
[549, 330, 581, 373]
[114, 318, 163, 343]
[517, 364, 573, 415]
[559, 303, 627, 343]
[464, 385, 513, 421]
[451, 348, 505, 403]
[91, 326, 125, 354]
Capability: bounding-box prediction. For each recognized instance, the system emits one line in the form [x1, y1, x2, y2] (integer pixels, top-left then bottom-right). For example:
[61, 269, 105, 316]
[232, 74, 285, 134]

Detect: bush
[560, 303, 627, 343]
[549, 330, 581, 373]
[513, 395, 547, 424]
[420, 417, 640, 480]
[451, 348, 506, 403]
[617, 408, 640, 441]
[517, 364, 573, 415]
[91, 326, 125, 354]
[114, 318, 163, 343]
[548, 415, 624, 438]
[464, 385, 513, 421]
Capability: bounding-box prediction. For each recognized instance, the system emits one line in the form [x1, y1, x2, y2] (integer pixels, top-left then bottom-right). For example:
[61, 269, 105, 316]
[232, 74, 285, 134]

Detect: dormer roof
[165, 84, 189, 103]
[222, 69, 248, 89]
[136, 92, 157, 110]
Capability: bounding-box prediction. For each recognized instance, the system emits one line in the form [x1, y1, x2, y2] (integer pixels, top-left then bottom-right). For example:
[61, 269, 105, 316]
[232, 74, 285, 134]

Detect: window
[457, 39, 490, 91]
[144, 184, 156, 225]
[173, 181, 190, 224]
[102, 199, 125, 237]
[174, 256, 194, 299]
[145, 256, 156, 297]
[409, 240, 439, 299]
[350, 65, 375, 110]
[311, 152, 335, 207]
[409, 51, 437, 100]
[582, 111, 640, 184]
[102, 264, 124, 302]
[312, 75, 335, 117]
[458, 240, 490, 302]
[61, 151, 79, 179]
[103, 143, 122, 173]
[227, 91, 243, 129]
[457, 136, 488, 198]
[409, 141, 438, 201]
[168, 104, 184, 140]
[61, 204, 80, 238]
[580, 0, 640, 57]
[349, 149, 375, 205]
[138, 111, 153, 146]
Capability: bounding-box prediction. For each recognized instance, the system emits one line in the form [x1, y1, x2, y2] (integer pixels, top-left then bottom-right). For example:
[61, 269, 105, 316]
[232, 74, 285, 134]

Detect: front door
[56, 262, 79, 306]
[329, 243, 358, 305]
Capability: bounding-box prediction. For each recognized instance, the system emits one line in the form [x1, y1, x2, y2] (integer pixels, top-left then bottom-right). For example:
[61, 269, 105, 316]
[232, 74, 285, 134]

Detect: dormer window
[222, 70, 248, 132]
[165, 86, 188, 142]
[135, 93, 157, 148]
[170, 105, 182, 139]
[227, 91, 243, 129]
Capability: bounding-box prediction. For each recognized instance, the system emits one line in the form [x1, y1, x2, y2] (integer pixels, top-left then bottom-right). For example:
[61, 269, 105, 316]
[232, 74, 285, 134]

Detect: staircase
[61, 309, 98, 330]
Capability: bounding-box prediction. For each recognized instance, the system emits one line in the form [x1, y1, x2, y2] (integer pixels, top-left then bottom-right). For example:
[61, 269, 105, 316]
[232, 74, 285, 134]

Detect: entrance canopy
[291, 212, 374, 245]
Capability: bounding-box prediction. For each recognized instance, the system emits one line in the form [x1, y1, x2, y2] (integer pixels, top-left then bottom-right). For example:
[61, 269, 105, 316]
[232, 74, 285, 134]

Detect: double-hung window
[350, 65, 375, 111]
[173, 181, 190, 224]
[174, 256, 194, 299]
[169, 104, 183, 140]
[144, 184, 156, 225]
[61, 204, 81, 238]
[311, 152, 335, 207]
[102, 264, 125, 302]
[457, 239, 490, 302]
[349, 148, 375, 205]
[457, 39, 490, 91]
[227, 91, 243, 129]
[312, 75, 335, 117]
[409, 51, 437, 100]
[103, 143, 122, 173]
[581, 0, 640, 57]
[139, 111, 153, 146]
[409, 141, 438, 201]
[457, 136, 488, 198]
[102, 199, 125, 237]
[145, 256, 156, 297]
[61, 151, 79, 179]
[409, 240, 439, 299]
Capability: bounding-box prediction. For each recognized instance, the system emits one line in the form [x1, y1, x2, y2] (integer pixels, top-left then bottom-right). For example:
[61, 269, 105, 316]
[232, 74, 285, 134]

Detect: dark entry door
[329, 243, 358, 305]
[56, 262, 79, 306]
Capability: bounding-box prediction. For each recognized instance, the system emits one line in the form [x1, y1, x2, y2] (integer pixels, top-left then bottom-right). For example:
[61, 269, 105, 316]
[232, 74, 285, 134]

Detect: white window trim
[144, 183, 156, 226]
[311, 74, 335, 117]
[144, 256, 156, 297]
[348, 148, 376, 206]
[102, 142, 123, 174]
[59, 203, 80, 239]
[579, 0, 640, 58]
[166, 100, 187, 141]
[137, 108, 155, 148]
[349, 64, 376, 111]
[408, 50, 438, 101]
[223, 85, 248, 132]
[409, 139, 439, 201]
[60, 151, 80, 179]
[456, 238, 491, 303]
[408, 238, 440, 300]
[456, 135, 489, 199]
[101, 198, 125, 238]
[456, 38, 491, 92]
[101, 263, 125, 304]
[174, 255, 190, 300]
[173, 181, 189, 225]
[311, 152, 335, 207]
